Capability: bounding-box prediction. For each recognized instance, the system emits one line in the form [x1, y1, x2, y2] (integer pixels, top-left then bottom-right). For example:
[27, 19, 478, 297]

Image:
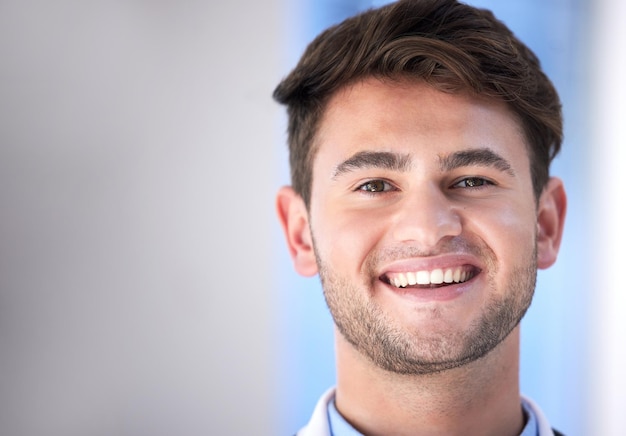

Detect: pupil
[370, 181, 383, 191]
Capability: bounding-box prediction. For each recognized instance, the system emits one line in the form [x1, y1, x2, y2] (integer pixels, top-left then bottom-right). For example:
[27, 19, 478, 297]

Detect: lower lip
[381, 277, 476, 302]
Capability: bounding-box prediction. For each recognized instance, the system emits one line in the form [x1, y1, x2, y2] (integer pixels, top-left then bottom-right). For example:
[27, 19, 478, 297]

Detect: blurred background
[0, 1, 623, 435]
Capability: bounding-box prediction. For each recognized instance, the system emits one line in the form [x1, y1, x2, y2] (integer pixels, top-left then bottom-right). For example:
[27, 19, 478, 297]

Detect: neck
[334, 327, 524, 436]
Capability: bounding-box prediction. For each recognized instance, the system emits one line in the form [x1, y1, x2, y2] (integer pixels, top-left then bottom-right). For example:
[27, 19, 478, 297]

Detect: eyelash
[451, 177, 495, 189]
[356, 179, 396, 193]
[355, 177, 495, 194]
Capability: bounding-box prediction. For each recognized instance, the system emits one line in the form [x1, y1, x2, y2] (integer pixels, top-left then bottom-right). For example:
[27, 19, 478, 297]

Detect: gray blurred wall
[0, 1, 283, 435]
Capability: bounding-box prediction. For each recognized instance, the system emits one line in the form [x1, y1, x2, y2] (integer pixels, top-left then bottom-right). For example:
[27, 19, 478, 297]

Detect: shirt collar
[327, 396, 539, 436]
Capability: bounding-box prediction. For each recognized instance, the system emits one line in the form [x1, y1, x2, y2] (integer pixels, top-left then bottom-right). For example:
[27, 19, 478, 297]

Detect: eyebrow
[331, 147, 515, 179]
[332, 151, 412, 179]
[439, 148, 515, 176]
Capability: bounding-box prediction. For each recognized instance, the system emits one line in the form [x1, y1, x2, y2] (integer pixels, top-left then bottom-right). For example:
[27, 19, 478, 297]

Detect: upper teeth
[387, 267, 473, 288]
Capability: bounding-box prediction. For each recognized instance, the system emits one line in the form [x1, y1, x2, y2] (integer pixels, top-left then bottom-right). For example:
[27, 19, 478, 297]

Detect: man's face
[280, 77, 564, 375]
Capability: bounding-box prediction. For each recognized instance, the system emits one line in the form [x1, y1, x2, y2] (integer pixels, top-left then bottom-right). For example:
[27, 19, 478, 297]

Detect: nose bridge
[390, 182, 461, 247]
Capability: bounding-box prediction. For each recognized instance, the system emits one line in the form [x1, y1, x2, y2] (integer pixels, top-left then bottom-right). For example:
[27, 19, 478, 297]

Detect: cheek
[313, 207, 390, 272]
[465, 200, 537, 266]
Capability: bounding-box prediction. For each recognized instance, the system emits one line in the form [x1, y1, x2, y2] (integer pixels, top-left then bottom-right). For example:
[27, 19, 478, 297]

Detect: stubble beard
[315, 239, 537, 376]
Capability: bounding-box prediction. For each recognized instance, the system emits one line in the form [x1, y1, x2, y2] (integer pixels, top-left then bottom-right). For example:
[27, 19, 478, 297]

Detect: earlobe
[276, 186, 319, 277]
[536, 177, 567, 269]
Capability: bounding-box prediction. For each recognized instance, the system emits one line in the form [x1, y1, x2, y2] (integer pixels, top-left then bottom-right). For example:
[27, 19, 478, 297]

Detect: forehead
[313, 77, 529, 173]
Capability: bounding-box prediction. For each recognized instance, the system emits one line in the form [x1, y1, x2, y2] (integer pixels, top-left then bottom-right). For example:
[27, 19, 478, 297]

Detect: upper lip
[377, 253, 484, 278]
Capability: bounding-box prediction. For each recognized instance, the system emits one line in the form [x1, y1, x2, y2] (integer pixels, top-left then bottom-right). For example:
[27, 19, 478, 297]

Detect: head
[273, 0, 562, 207]
[274, 0, 566, 375]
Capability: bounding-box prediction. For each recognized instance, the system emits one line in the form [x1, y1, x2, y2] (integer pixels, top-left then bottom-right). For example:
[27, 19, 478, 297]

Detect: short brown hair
[273, 0, 562, 206]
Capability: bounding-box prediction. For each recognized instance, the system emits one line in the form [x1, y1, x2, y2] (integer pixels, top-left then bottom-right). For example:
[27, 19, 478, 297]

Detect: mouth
[380, 265, 480, 289]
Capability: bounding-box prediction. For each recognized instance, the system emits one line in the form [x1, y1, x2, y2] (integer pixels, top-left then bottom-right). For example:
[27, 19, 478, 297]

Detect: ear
[276, 186, 319, 277]
[536, 177, 567, 269]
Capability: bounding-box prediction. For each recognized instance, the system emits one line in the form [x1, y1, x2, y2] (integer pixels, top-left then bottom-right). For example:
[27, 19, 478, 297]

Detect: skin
[277, 77, 566, 436]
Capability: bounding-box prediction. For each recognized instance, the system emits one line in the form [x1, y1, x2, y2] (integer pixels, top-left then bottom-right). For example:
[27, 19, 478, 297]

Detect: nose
[389, 184, 462, 249]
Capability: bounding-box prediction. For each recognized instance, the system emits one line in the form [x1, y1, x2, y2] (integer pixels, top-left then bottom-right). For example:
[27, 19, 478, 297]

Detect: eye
[452, 177, 494, 189]
[357, 179, 395, 193]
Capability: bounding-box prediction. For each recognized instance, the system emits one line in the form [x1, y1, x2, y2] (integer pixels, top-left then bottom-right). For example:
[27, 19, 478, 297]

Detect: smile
[382, 266, 479, 288]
